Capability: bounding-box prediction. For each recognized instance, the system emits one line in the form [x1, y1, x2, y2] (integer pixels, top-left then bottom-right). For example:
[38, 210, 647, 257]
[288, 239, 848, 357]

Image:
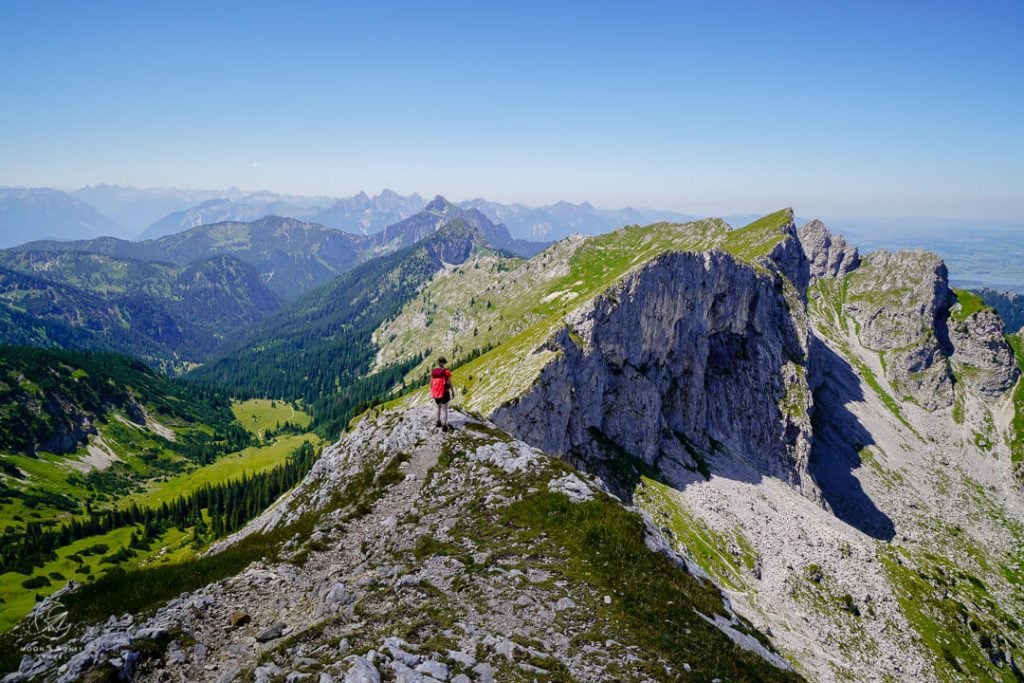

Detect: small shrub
[21, 575, 50, 589]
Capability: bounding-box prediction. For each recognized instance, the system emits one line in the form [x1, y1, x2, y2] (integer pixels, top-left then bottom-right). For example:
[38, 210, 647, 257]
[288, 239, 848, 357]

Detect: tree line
[0, 441, 317, 575]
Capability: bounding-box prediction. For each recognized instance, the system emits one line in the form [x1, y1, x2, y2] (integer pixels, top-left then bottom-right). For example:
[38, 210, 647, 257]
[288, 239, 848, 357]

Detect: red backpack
[430, 367, 451, 399]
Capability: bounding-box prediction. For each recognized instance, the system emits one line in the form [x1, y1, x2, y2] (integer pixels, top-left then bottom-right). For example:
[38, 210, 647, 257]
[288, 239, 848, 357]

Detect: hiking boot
[435, 420, 442, 429]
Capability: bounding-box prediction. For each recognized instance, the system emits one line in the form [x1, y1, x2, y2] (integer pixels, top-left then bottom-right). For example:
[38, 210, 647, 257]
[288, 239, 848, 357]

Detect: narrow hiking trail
[138, 411, 451, 682]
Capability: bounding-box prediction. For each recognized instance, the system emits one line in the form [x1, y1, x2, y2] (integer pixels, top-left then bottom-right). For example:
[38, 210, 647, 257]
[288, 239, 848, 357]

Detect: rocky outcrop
[949, 306, 1020, 396]
[843, 250, 955, 409]
[975, 287, 1024, 333]
[832, 249, 1018, 408]
[765, 226, 813, 294]
[797, 220, 859, 282]
[492, 250, 816, 497]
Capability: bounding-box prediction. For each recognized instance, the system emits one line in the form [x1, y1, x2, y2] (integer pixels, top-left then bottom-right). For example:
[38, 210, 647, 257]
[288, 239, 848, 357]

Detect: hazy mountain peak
[425, 195, 451, 212]
[0, 187, 125, 247]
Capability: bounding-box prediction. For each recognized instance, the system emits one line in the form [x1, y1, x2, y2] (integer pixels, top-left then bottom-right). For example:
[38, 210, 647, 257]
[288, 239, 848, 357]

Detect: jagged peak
[425, 195, 451, 212]
[798, 218, 860, 281]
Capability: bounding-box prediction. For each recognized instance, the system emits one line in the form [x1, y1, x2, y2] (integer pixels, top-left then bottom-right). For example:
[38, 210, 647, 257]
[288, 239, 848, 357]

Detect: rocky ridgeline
[493, 247, 817, 497]
[6, 408, 797, 682]
[839, 249, 1018, 409]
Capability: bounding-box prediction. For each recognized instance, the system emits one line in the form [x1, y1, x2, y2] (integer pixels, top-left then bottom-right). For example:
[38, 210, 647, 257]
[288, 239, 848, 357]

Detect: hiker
[430, 356, 454, 431]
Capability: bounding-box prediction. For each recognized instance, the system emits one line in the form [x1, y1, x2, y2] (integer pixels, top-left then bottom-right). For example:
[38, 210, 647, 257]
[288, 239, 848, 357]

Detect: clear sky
[1, 0, 1021, 219]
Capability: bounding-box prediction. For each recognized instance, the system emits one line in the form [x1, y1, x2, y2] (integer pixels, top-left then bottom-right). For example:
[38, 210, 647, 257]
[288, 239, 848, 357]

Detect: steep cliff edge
[491, 249, 816, 498]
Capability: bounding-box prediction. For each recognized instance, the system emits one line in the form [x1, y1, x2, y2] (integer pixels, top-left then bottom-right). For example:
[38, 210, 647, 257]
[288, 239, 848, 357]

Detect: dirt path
[144, 423, 445, 682]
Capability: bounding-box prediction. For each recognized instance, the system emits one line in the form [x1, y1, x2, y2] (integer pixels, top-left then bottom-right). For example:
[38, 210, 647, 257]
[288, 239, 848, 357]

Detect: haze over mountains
[3, 185, 1019, 291]
[1, 186, 704, 247]
[0, 188, 125, 245]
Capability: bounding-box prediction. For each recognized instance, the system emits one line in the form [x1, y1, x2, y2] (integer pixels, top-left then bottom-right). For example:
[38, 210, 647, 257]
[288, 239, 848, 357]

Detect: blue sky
[0, 0, 1021, 219]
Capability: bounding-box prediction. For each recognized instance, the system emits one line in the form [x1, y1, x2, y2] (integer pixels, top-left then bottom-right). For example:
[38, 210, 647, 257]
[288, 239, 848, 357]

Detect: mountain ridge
[4, 209, 1024, 682]
[0, 251, 280, 367]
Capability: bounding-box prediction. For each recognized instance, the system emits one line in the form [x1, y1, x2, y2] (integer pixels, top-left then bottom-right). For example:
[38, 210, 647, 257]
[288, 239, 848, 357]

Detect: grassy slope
[0, 525, 193, 632]
[0, 398, 319, 632]
[381, 210, 795, 415]
[1007, 333, 1024, 475]
[951, 288, 989, 322]
[232, 398, 312, 436]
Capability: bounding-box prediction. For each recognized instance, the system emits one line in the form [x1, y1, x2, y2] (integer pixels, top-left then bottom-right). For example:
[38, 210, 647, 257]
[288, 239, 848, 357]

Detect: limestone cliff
[949, 303, 1020, 397]
[491, 249, 816, 498]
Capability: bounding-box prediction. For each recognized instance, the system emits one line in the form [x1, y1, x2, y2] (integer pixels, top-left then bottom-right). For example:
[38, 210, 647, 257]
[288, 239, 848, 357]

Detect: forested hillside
[187, 222, 487, 436]
[9, 216, 368, 301]
[0, 346, 323, 634]
[0, 252, 279, 368]
[0, 346, 243, 455]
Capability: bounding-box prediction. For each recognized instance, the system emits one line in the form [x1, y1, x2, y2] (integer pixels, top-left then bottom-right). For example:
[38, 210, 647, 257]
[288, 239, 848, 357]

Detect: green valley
[0, 346, 323, 631]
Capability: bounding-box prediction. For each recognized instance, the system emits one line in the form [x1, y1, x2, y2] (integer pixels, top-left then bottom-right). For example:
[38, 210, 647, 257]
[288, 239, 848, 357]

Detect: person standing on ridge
[430, 356, 454, 431]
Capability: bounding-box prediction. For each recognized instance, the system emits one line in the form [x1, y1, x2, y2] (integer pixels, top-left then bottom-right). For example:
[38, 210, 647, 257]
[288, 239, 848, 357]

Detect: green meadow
[0, 399, 321, 632]
[232, 398, 312, 436]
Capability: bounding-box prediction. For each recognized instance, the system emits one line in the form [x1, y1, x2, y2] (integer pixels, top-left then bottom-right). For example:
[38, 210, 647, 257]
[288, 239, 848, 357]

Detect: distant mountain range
[71, 184, 331, 233]
[0, 251, 279, 368]
[10, 197, 543, 299]
[7, 185, 1020, 291]
[1, 185, 705, 248]
[309, 189, 426, 234]
[372, 196, 550, 258]
[0, 198, 547, 370]
[138, 198, 312, 240]
[458, 198, 694, 241]
[10, 216, 367, 300]
[0, 188, 127, 245]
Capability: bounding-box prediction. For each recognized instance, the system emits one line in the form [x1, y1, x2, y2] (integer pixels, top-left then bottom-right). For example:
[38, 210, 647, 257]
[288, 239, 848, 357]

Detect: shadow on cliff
[807, 338, 896, 541]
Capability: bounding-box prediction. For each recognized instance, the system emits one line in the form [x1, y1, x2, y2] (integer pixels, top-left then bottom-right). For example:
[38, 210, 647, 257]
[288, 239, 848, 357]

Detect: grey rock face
[765, 223, 813, 295]
[837, 249, 1018, 408]
[797, 219, 860, 281]
[493, 250, 816, 496]
[313, 582, 351, 619]
[256, 623, 287, 643]
[846, 250, 949, 351]
[949, 307, 1020, 395]
[844, 250, 955, 409]
[343, 655, 382, 683]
